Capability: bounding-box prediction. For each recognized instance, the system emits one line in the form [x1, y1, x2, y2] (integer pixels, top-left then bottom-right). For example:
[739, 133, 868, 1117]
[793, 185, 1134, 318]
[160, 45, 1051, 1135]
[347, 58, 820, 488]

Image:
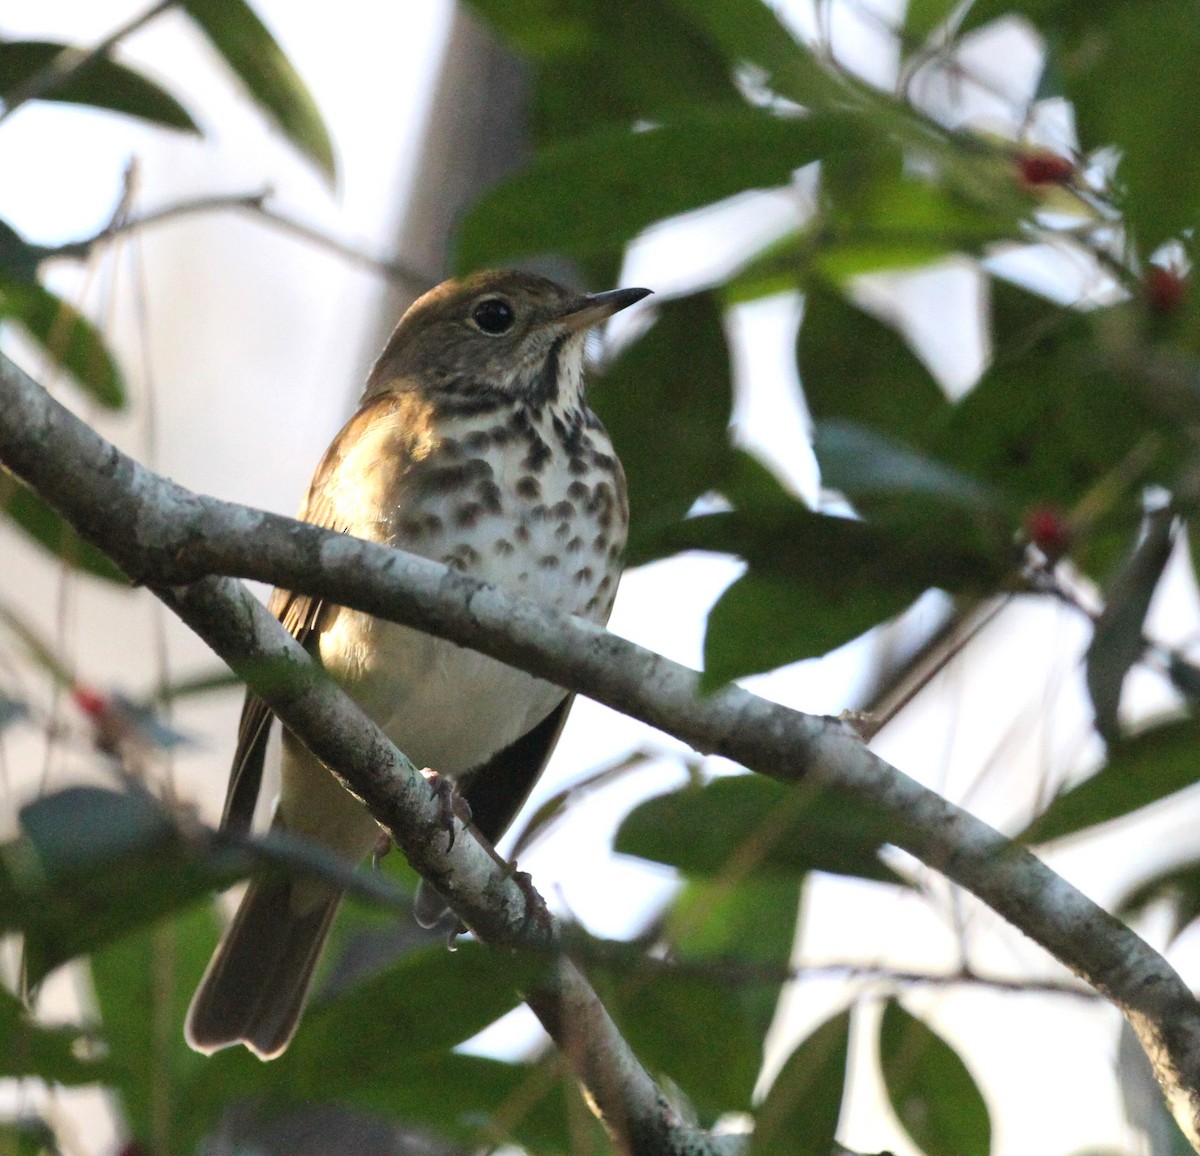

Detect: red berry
[1016, 150, 1076, 187]
[1025, 506, 1071, 560]
[1145, 266, 1188, 315]
[71, 685, 108, 719]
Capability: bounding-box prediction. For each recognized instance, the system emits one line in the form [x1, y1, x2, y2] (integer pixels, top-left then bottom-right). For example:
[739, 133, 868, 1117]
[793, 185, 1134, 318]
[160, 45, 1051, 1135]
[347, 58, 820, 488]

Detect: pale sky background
[2, 2, 1199, 1154]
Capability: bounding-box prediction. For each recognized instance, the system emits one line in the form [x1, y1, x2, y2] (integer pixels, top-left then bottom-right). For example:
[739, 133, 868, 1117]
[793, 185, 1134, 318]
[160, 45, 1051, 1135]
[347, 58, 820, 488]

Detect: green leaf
[665, 0, 845, 106]
[591, 956, 763, 1120]
[813, 420, 1008, 520]
[0, 38, 199, 133]
[0, 1116, 60, 1156]
[798, 284, 950, 449]
[903, 0, 961, 43]
[0, 476, 128, 583]
[667, 500, 1009, 683]
[616, 775, 902, 884]
[935, 277, 1167, 574]
[749, 1008, 850, 1156]
[466, 0, 744, 141]
[0, 278, 125, 408]
[1086, 510, 1177, 741]
[667, 876, 802, 1049]
[455, 107, 871, 269]
[0, 987, 115, 1086]
[89, 905, 221, 1150]
[589, 292, 735, 563]
[0, 218, 48, 283]
[180, 0, 335, 182]
[1, 787, 247, 983]
[879, 999, 991, 1156]
[1019, 715, 1200, 845]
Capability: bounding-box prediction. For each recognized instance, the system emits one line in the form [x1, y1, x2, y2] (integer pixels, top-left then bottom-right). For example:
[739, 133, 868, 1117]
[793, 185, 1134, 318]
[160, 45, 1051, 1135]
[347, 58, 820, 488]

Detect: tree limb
[2, 348, 1200, 1148]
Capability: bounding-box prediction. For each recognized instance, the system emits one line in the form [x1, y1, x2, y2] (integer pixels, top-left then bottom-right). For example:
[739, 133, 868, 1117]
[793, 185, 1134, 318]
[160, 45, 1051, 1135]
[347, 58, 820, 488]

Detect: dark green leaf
[667, 876, 802, 1048]
[813, 420, 1009, 522]
[180, 0, 335, 182]
[0, 39, 199, 133]
[0, 1116, 60, 1156]
[798, 284, 949, 448]
[455, 107, 871, 269]
[749, 1008, 850, 1156]
[704, 567, 914, 684]
[1019, 715, 1200, 844]
[0, 218, 48, 283]
[466, 0, 744, 141]
[0, 476, 127, 583]
[935, 277, 1167, 574]
[880, 999, 991, 1156]
[1086, 511, 1177, 741]
[0, 987, 115, 1086]
[589, 292, 734, 563]
[665, 0, 845, 106]
[1, 787, 244, 982]
[666, 499, 1009, 683]
[903, 0, 961, 43]
[616, 775, 902, 883]
[90, 905, 221, 1149]
[0, 279, 125, 408]
[591, 957, 762, 1120]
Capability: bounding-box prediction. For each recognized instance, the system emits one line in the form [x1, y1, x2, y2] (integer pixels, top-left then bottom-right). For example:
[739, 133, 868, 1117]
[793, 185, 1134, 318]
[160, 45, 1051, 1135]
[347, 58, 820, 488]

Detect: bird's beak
[561, 286, 653, 333]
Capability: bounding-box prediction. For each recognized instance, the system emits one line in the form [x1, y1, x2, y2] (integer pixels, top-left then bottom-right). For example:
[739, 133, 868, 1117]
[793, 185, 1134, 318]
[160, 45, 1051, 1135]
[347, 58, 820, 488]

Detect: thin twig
[45, 189, 434, 295]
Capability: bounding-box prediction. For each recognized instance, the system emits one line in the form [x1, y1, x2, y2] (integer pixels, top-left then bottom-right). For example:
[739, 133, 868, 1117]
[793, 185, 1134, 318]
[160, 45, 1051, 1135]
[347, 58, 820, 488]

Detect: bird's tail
[184, 873, 342, 1060]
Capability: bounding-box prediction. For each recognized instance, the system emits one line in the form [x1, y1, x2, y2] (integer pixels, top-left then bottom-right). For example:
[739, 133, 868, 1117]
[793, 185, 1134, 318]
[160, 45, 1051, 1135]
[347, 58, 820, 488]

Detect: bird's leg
[511, 866, 552, 937]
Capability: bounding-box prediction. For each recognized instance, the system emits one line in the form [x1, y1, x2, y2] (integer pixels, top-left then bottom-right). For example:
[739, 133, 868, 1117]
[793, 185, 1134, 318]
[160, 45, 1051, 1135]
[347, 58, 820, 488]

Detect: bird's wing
[456, 695, 574, 845]
[219, 392, 413, 833]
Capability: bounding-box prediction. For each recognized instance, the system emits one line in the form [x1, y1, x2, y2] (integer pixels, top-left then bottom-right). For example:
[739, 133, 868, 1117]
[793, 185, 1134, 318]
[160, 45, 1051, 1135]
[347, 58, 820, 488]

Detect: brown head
[366, 270, 651, 406]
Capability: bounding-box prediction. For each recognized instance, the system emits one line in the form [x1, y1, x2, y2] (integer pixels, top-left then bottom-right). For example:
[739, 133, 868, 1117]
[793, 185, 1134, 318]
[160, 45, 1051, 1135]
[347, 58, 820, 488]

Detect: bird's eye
[471, 298, 516, 335]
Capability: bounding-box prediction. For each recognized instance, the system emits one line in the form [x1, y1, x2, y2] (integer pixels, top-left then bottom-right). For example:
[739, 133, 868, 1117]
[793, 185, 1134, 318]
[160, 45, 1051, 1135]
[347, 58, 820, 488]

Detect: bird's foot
[371, 831, 394, 870]
[421, 768, 471, 850]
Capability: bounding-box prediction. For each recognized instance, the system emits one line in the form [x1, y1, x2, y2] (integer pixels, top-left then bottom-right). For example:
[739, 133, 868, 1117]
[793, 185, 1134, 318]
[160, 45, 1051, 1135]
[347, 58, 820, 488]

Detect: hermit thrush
[185, 270, 650, 1059]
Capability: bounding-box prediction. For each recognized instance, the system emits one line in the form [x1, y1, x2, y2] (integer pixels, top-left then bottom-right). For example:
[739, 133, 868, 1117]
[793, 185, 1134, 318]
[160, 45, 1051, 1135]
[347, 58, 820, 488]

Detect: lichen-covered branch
[2, 348, 1200, 1148]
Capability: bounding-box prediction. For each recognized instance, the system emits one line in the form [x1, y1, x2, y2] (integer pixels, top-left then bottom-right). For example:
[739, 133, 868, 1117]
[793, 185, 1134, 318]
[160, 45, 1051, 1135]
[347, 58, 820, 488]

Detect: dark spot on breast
[424, 514, 444, 534]
[523, 434, 552, 472]
[551, 500, 574, 519]
[463, 430, 490, 453]
[584, 596, 600, 614]
[568, 456, 590, 476]
[454, 502, 483, 528]
[608, 543, 622, 562]
[518, 571, 529, 582]
[586, 483, 614, 514]
[516, 475, 541, 500]
[439, 437, 463, 457]
[598, 509, 613, 529]
[539, 554, 560, 570]
[598, 575, 613, 591]
[566, 536, 584, 553]
[515, 523, 531, 543]
[529, 504, 550, 522]
[567, 480, 590, 501]
[418, 459, 494, 494]
[555, 522, 571, 540]
[399, 516, 425, 538]
[489, 424, 512, 446]
[574, 566, 594, 585]
[592, 533, 608, 554]
[591, 451, 617, 472]
[494, 538, 515, 556]
[477, 480, 503, 513]
[442, 543, 481, 570]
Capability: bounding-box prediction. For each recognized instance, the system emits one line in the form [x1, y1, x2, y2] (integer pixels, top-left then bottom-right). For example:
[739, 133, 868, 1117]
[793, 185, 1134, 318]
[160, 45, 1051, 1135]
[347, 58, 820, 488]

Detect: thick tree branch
[2, 349, 1200, 1148]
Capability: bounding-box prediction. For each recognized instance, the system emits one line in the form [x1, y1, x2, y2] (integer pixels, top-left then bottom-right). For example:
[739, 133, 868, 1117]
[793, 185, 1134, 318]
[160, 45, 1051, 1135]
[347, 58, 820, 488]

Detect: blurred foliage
[4, 0, 1200, 1153]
